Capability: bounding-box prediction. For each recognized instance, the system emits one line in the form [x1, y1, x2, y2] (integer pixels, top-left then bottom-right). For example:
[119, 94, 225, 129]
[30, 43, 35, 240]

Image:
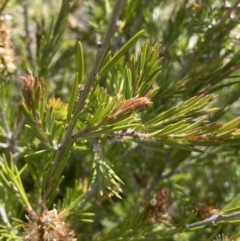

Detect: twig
[0, 0, 9, 14]
[44, 0, 127, 200]
[211, 1, 240, 29]
[185, 211, 240, 229]
[0, 105, 24, 160]
[161, 163, 192, 179]
[180, 1, 240, 79]
[72, 0, 126, 118]
[23, 0, 33, 64]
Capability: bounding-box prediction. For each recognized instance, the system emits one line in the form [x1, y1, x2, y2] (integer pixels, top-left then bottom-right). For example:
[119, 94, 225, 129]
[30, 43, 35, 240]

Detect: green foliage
[1, 0, 240, 240]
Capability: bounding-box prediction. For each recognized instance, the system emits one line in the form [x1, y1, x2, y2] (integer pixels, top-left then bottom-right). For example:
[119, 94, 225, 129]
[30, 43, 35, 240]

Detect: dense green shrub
[1, 0, 240, 240]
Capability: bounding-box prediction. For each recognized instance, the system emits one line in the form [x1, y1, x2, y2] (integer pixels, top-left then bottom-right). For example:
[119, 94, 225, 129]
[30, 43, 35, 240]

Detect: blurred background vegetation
[1, 0, 240, 240]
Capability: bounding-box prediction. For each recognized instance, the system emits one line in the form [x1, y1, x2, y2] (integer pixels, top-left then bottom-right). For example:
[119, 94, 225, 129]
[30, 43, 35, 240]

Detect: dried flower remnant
[213, 233, 232, 241]
[0, 14, 16, 74]
[23, 206, 76, 241]
[142, 187, 171, 225]
[194, 205, 219, 220]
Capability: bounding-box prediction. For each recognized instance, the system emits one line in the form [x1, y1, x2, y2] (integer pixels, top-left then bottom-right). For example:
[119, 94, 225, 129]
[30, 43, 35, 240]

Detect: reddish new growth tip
[21, 74, 40, 111]
[108, 91, 153, 121]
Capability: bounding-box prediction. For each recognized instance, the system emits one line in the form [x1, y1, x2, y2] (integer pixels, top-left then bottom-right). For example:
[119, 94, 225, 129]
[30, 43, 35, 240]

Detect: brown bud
[108, 93, 153, 122]
[21, 75, 40, 111]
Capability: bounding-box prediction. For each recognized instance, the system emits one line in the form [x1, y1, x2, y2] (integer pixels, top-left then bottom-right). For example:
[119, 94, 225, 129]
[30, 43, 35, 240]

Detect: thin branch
[73, 0, 126, 118]
[185, 211, 240, 229]
[161, 163, 192, 179]
[44, 0, 126, 200]
[0, 105, 23, 160]
[180, 1, 240, 79]
[23, 0, 33, 64]
[0, 0, 9, 14]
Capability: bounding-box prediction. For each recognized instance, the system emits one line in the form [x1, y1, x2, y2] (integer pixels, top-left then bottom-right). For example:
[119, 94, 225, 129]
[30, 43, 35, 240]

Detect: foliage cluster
[1, 0, 240, 240]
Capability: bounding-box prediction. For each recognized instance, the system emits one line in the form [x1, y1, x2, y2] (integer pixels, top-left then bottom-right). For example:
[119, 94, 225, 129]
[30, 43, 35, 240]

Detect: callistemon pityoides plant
[23, 206, 76, 241]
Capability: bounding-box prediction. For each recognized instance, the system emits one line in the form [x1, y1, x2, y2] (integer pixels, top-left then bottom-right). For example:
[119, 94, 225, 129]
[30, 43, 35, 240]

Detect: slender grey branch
[23, 0, 33, 64]
[161, 163, 192, 179]
[0, 105, 24, 161]
[73, 0, 126, 118]
[44, 0, 126, 199]
[185, 211, 240, 229]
